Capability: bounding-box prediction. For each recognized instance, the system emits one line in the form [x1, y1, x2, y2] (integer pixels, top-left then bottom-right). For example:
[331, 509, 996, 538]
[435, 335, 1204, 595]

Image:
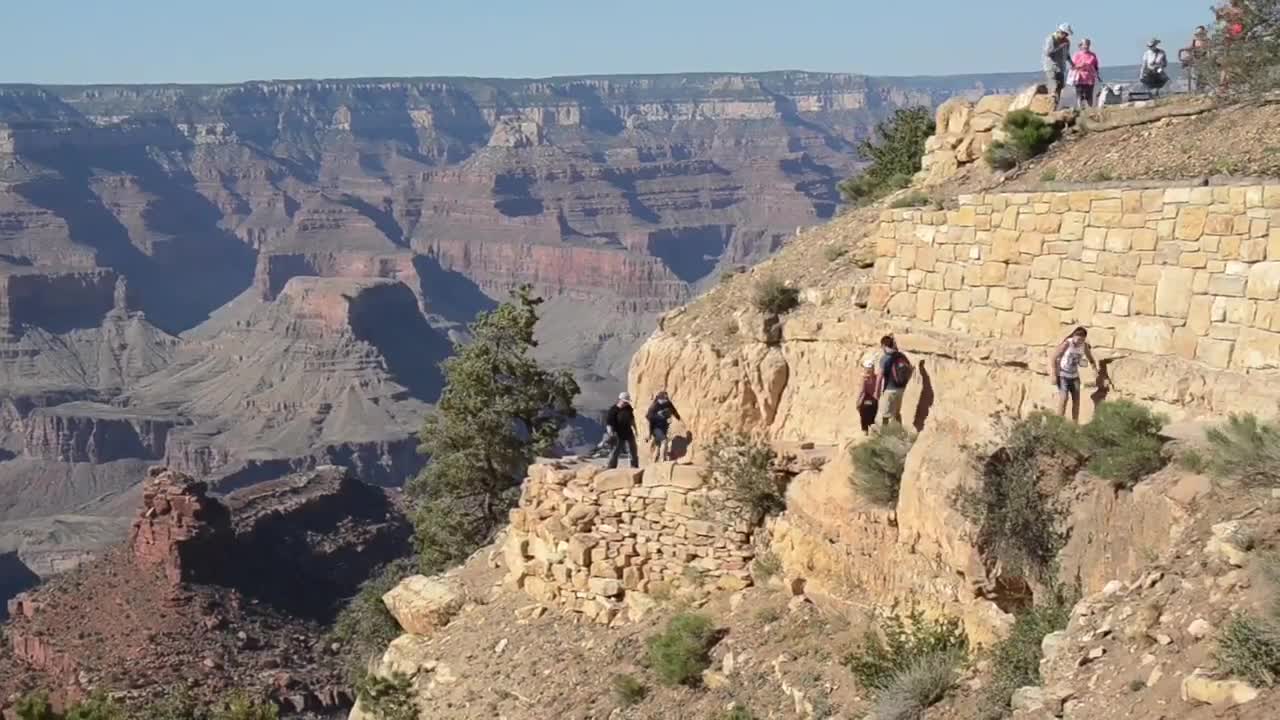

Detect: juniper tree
[407, 285, 579, 573]
[838, 106, 936, 205]
[1196, 1, 1280, 93]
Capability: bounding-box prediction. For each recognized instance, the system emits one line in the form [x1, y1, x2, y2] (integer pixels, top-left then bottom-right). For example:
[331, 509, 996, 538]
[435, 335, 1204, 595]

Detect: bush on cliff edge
[850, 424, 917, 508]
[984, 110, 1059, 171]
[1204, 413, 1280, 488]
[702, 431, 785, 522]
[407, 285, 580, 574]
[838, 107, 935, 205]
[752, 276, 800, 316]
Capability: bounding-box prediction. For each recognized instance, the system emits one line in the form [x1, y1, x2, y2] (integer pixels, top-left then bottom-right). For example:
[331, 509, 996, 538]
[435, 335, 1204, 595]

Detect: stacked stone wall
[503, 459, 757, 624]
[869, 184, 1280, 371]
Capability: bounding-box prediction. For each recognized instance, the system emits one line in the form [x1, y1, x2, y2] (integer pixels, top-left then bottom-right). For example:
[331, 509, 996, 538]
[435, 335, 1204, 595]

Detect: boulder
[382, 575, 465, 635]
[1181, 669, 1260, 706]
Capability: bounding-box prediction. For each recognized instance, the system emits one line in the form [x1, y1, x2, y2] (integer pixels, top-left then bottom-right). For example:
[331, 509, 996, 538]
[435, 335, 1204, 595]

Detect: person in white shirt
[1050, 326, 1098, 423]
[1141, 38, 1170, 95]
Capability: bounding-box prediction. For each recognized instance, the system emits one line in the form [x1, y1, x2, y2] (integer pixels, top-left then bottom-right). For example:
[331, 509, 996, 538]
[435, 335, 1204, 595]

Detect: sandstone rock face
[918, 85, 1061, 186]
[502, 458, 759, 622]
[382, 576, 466, 636]
[129, 467, 232, 585]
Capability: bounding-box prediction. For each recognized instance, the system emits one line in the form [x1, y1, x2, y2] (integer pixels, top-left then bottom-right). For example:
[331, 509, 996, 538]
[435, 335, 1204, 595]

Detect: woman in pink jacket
[1072, 39, 1102, 108]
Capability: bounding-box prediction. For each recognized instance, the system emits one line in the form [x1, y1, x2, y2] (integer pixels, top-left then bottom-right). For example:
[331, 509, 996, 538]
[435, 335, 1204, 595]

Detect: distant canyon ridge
[0, 70, 1037, 593]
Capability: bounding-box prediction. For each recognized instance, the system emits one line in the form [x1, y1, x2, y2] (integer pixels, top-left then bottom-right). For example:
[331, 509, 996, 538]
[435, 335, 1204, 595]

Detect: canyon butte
[0, 70, 1038, 591]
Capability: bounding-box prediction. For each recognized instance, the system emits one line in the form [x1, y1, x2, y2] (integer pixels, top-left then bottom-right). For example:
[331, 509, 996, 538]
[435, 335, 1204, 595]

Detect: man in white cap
[605, 391, 639, 469]
[1044, 23, 1075, 108]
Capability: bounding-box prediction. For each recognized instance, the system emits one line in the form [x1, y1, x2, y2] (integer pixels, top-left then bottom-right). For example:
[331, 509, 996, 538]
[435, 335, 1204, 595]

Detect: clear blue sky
[3, 1, 1211, 84]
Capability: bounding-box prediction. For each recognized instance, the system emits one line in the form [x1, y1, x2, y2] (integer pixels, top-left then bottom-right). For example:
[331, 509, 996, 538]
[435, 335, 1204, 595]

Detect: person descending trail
[645, 391, 682, 462]
[1071, 38, 1102, 109]
[1044, 23, 1075, 108]
[856, 359, 880, 434]
[877, 335, 913, 426]
[1050, 326, 1097, 424]
[606, 392, 640, 469]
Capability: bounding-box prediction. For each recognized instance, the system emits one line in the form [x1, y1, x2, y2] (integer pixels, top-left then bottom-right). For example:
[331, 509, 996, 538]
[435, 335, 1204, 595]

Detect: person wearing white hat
[605, 391, 639, 468]
[1140, 38, 1170, 96]
[856, 358, 880, 434]
[1044, 23, 1075, 108]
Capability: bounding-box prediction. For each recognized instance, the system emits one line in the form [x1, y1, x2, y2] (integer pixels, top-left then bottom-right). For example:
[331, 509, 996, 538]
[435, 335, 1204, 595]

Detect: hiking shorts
[878, 388, 905, 422]
[1056, 376, 1080, 394]
[651, 426, 668, 445]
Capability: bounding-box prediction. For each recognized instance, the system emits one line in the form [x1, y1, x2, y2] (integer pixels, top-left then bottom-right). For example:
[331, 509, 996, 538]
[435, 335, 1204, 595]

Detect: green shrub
[1205, 413, 1280, 488]
[1178, 447, 1207, 474]
[953, 412, 1085, 579]
[1081, 400, 1168, 489]
[843, 604, 968, 691]
[872, 651, 964, 720]
[65, 694, 125, 720]
[823, 245, 849, 262]
[717, 705, 755, 720]
[978, 593, 1072, 719]
[702, 432, 785, 522]
[984, 142, 1021, 171]
[1089, 169, 1115, 182]
[647, 613, 718, 686]
[850, 424, 916, 507]
[751, 550, 782, 582]
[756, 605, 783, 624]
[15, 693, 58, 720]
[752, 276, 800, 316]
[211, 694, 278, 720]
[888, 191, 931, 209]
[838, 107, 934, 206]
[985, 111, 1059, 170]
[611, 674, 648, 706]
[1039, 169, 1058, 182]
[356, 673, 417, 720]
[133, 692, 207, 720]
[1217, 614, 1280, 687]
[329, 557, 416, 680]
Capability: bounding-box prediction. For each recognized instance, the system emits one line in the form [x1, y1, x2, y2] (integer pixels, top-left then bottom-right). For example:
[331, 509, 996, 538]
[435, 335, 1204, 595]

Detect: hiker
[1071, 38, 1102, 109]
[1180, 26, 1211, 91]
[1049, 326, 1097, 424]
[856, 359, 880, 434]
[645, 390, 682, 462]
[876, 335, 913, 426]
[1140, 38, 1170, 96]
[606, 392, 640, 469]
[1043, 23, 1075, 108]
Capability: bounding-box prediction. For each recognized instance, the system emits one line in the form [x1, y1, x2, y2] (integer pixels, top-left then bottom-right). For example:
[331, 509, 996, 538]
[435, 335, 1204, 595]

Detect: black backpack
[888, 351, 914, 387]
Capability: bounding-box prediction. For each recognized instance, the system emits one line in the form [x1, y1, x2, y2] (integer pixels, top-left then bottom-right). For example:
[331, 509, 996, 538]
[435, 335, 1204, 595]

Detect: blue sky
[3, 1, 1210, 84]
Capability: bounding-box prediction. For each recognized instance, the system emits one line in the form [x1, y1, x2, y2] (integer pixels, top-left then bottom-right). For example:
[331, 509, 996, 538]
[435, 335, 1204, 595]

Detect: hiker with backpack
[856, 359, 880, 434]
[876, 335, 913, 426]
[1049, 326, 1097, 424]
[645, 390, 682, 462]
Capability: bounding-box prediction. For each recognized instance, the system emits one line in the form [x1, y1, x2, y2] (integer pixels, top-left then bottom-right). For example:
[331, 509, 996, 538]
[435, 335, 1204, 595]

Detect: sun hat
[619, 392, 632, 402]
[1058, 23, 1073, 35]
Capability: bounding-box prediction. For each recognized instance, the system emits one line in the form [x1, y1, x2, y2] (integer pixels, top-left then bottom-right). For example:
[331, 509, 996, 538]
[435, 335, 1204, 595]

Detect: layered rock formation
[1, 464, 410, 713]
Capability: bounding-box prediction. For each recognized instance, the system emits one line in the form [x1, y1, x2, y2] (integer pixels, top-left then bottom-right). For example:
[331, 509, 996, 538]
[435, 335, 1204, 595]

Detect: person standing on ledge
[645, 390, 682, 462]
[857, 359, 880, 434]
[1072, 38, 1102, 109]
[606, 392, 640, 469]
[876, 335, 913, 426]
[1050, 326, 1097, 424]
[1044, 23, 1075, 108]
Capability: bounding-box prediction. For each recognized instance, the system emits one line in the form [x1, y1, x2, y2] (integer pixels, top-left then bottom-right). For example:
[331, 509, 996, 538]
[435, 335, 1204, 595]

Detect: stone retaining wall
[869, 184, 1280, 371]
[502, 459, 757, 625]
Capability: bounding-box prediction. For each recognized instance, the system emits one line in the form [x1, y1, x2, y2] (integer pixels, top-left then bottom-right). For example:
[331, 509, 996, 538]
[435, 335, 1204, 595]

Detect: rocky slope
[0, 465, 410, 715]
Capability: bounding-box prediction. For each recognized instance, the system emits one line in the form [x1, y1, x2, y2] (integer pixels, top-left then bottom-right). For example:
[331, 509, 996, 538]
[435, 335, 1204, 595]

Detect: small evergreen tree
[407, 286, 579, 573]
[838, 107, 935, 205]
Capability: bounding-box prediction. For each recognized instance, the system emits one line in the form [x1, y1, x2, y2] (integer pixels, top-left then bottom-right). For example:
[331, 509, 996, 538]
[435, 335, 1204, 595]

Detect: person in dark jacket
[606, 392, 639, 469]
[645, 391, 682, 462]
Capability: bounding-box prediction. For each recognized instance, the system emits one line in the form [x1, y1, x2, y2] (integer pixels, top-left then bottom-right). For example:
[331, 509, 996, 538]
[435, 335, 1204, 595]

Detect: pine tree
[838, 107, 936, 205]
[406, 285, 579, 572]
